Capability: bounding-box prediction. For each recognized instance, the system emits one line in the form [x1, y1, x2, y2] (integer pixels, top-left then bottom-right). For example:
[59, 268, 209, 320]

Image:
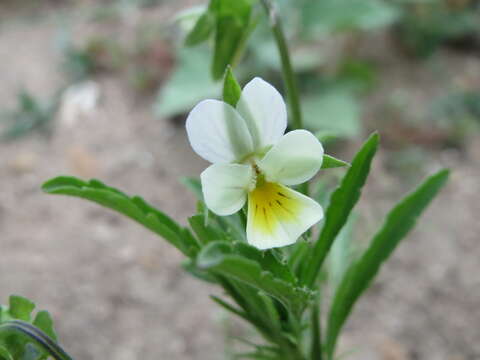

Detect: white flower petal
[186, 99, 254, 163]
[201, 163, 253, 216]
[246, 182, 323, 250]
[236, 77, 287, 149]
[257, 129, 324, 186]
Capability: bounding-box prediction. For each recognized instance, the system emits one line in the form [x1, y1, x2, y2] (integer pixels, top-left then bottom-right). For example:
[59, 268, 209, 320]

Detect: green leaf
[210, 0, 253, 80]
[197, 242, 311, 316]
[8, 297, 35, 322]
[303, 89, 361, 139]
[0, 346, 13, 360]
[301, 133, 379, 287]
[188, 214, 226, 245]
[42, 176, 197, 257]
[301, 0, 399, 34]
[32, 312, 57, 342]
[212, 18, 247, 80]
[321, 154, 349, 169]
[223, 66, 242, 107]
[325, 169, 449, 358]
[20, 344, 41, 360]
[184, 11, 215, 47]
[154, 46, 221, 118]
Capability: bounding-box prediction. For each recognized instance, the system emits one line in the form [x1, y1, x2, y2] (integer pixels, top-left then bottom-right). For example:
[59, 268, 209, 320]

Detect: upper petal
[236, 77, 287, 150]
[200, 163, 253, 216]
[257, 129, 324, 186]
[186, 99, 254, 164]
[246, 182, 323, 250]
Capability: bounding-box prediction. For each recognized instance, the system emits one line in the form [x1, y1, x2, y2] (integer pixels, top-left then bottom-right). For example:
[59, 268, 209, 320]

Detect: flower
[186, 77, 324, 250]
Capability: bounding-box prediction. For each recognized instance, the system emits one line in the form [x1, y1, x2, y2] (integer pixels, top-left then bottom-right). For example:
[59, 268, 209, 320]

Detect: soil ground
[0, 2, 479, 360]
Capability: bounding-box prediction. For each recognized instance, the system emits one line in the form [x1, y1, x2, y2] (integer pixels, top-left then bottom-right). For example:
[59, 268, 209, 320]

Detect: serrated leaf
[325, 169, 449, 358]
[223, 66, 242, 107]
[302, 133, 379, 287]
[42, 176, 197, 257]
[8, 297, 35, 322]
[184, 11, 215, 46]
[197, 242, 311, 315]
[32, 312, 56, 342]
[321, 154, 349, 169]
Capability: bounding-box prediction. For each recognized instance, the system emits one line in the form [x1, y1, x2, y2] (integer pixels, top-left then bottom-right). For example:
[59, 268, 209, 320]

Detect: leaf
[8, 297, 34, 322]
[325, 169, 450, 358]
[210, 0, 253, 80]
[184, 11, 215, 46]
[223, 66, 242, 107]
[42, 176, 197, 257]
[188, 215, 226, 245]
[301, 133, 379, 287]
[197, 242, 312, 315]
[321, 154, 349, 169]
[32, 312, 57, 342]
[20, 344, 41, 360]
[0, 346, 13, 360]
[154, 46, 221, 118]
[303, 89, 361, 139]
[301, 0, 399, 34]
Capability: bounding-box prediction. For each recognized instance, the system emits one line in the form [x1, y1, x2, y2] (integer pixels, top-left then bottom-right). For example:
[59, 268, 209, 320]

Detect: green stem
[260, 0, 309, 197]
[260, 0, 303, 131]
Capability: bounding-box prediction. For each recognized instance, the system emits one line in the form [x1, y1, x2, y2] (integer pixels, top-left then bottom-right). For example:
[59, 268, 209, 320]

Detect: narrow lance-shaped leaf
[325, 169, 450, 359]
[42, 176, 198, 257]
[301, 133, 379, 287]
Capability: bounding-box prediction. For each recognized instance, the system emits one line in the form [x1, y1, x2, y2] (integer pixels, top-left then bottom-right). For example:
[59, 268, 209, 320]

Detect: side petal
[236, 77, 287, 149]
[247, 182, 323, 250]
[201, 163, 253, 216]
[257, 129, 324, 186]
[186, 99, 254, 164]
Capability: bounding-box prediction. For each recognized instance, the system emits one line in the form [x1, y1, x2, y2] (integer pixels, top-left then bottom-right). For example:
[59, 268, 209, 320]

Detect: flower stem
[260, 0, 303, 131]
[260, 0, 309, 196]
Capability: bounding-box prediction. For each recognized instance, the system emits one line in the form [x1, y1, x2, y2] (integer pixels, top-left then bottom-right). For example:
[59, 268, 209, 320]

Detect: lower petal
[246, 182, 323, 250]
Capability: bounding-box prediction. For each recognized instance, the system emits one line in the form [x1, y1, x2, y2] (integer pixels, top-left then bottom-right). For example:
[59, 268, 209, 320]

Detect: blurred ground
[0, 2, 479, 360]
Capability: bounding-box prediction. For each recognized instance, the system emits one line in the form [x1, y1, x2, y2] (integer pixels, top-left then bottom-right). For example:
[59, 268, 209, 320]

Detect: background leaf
[325, 169, 450, 358]
[184, 11, 215, 47]
[154, 47, 220, 118]
[303, 89, 361, 139]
